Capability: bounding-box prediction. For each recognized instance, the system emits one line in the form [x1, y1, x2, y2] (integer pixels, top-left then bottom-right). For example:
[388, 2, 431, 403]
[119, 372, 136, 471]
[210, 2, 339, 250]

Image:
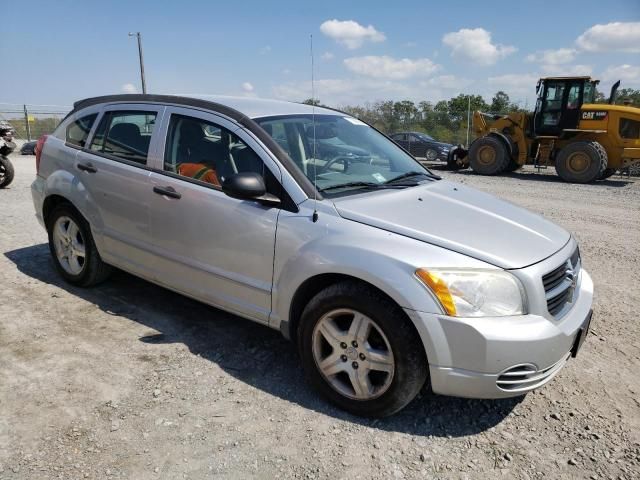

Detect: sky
[3, 0, 640, 110]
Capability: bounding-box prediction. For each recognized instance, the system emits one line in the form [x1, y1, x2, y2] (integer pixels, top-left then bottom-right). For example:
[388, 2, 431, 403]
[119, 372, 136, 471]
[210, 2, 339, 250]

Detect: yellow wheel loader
[449, 77, 640, 183]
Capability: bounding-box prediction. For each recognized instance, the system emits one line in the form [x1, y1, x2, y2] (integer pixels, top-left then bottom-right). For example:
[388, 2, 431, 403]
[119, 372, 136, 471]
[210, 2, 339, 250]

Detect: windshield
[255, 114, 433, 194]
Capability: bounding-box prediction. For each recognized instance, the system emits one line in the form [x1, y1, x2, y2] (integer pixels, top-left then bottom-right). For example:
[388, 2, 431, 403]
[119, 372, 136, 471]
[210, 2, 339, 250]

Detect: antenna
[310, 34, 319, 223]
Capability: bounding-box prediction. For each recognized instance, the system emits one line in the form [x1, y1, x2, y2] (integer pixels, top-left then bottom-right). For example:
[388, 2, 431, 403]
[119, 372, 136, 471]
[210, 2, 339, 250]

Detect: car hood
[332, 180, 570, 269]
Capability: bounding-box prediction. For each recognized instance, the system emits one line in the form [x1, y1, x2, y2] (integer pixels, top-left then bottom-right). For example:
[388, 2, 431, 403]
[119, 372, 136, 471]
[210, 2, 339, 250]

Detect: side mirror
[221, 172, 280, 206]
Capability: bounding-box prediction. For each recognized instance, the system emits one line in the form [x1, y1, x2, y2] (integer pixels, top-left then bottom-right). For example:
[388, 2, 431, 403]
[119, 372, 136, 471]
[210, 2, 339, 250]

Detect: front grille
[542, 247, 580, 317]
[496, 354, 570, 392]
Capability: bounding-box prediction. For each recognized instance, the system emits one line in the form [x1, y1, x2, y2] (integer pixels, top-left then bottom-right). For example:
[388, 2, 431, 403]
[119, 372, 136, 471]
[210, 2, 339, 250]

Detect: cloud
[421, 75, 474, 90]
[242, 82, 254, 92]
[321, 52, 335, 61]
[488, 73, 539, 98]
[526, 48, 577, 65]
[442, 28, 516, 66]
[320, 19, 385, 49]
[121, 83, 137, 94]
[273, 78, 424, 105]
[259, 45, 272, 54]
[601, 64, 640, 87]
[343, 55, 439, 79]
[540, 64, 593, 76]
[576, 22, 640, 53]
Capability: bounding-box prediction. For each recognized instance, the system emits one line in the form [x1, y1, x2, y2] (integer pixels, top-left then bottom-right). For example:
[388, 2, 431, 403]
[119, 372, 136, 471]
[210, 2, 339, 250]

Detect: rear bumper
[31, 176, 46, 229]
[404, 270, 593, 399]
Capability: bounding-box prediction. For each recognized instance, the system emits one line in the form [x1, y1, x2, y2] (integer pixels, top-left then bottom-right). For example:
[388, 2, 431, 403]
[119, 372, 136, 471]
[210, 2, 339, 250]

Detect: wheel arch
[487, 132, 515, 157]
[284, 273, 425, 358]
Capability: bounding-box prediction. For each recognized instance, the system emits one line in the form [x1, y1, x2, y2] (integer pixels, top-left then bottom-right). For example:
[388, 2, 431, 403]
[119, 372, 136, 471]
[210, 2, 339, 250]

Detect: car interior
[163, 116, 265, 187]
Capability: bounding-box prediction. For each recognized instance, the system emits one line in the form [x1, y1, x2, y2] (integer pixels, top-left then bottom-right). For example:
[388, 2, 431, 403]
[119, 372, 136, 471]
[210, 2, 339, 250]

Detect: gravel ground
[1, 153, 639, 480]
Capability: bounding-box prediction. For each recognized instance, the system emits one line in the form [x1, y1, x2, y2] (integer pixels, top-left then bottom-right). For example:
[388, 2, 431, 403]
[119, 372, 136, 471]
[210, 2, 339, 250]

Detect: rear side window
[619, 118, 640, 139]
[90, 111, 157, 164]
[66, 114, 97, 148]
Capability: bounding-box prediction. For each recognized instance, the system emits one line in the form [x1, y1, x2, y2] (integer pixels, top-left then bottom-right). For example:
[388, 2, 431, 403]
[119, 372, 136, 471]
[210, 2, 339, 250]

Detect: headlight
[415, 268, 527, 317]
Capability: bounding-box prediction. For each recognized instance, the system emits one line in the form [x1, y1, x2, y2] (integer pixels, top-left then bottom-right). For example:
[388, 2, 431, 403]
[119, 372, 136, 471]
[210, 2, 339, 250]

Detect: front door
[147, 108, 282, 323]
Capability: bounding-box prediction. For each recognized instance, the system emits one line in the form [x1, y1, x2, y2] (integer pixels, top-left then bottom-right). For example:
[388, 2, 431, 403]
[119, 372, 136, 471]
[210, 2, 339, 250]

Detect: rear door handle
[77, 162, 97, 173]
[153, 185, 182, 199]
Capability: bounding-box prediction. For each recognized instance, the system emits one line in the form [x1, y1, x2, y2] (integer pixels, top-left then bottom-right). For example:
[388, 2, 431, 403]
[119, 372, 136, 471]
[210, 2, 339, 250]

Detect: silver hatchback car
[31, 94, 594, 417]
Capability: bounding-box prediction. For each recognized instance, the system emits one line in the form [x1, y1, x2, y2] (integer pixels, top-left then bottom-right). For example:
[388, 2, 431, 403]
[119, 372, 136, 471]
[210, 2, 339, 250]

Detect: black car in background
[390, 132, 452, 162]
[20, 140, 37, 155]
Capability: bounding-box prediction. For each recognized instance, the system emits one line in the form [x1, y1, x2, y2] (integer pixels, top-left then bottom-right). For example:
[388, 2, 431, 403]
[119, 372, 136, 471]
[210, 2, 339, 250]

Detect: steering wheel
[319, 155, 351, 174]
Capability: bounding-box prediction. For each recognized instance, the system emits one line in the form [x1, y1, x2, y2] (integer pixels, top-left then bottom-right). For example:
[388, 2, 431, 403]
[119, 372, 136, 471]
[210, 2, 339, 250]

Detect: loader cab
[533, 77, 599, 137]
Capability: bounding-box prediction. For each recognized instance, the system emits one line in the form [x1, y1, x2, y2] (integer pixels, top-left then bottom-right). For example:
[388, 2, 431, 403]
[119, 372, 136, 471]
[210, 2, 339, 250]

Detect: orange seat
[177, 163, 220, 186]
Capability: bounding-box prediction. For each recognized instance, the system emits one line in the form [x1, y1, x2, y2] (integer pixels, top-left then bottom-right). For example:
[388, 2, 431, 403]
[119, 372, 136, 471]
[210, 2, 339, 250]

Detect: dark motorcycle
[0, 121, 16, 188]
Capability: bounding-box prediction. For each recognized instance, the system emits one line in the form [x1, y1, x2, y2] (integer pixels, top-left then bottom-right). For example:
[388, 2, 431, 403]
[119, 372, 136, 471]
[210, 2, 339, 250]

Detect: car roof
[72, 94, 338, 120]
[183, 95, 337, 119]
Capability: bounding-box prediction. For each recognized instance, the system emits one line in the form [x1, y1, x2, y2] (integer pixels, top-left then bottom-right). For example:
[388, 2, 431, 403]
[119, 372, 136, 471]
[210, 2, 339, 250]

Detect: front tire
[468, 136, 510, 175]
[598, 168, 616, 180]
[298, 281, 428, 417]
[555, 141, 607, 183]
[47, 204, 111, 287]
[0, 156, 15, 188]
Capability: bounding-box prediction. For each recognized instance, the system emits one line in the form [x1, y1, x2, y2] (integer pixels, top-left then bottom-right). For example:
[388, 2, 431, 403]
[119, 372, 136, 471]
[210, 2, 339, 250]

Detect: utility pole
[466, 95, 471, 148]
[128, 32, 147, 94]
[23, 105, 31, 141]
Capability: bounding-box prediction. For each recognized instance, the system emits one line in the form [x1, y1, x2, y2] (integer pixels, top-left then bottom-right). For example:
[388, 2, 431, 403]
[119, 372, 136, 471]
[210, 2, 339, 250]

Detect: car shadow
[5, 243, 522, 437]
[430, 166, 635, 186]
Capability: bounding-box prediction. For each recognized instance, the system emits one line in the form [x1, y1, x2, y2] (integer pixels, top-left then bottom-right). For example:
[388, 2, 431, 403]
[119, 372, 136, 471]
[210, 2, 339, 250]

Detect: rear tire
[298, 281, 428, 417]
[47, 204, 112, 287]
[468, 136, 510, 175]
[0, 156, 15, 188]
[555, 141, 607, 183]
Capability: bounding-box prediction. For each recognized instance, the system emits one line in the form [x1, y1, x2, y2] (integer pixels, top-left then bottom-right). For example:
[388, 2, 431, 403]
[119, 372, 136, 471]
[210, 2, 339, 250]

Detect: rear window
[66, 113, 97, 148]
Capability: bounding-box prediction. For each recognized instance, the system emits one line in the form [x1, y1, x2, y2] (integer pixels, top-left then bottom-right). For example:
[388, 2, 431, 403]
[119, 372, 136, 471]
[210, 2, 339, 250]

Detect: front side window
[619, 118, 640, 139]
[255, 114, 433, 195]
[66, 113, 97, 147]
[90, 111, 156, 164]
[567, 84, 581, 109]
[164, 114, 265, 187]
[583, 82, 596, 104]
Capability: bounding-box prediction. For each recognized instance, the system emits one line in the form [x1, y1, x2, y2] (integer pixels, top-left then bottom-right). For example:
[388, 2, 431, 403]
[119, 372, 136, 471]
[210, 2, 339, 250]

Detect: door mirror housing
[221, 172, 280, 206]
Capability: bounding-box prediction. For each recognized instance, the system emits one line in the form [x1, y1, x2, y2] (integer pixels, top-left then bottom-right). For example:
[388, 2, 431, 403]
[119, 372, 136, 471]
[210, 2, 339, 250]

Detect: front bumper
[404, 269, 594, 399]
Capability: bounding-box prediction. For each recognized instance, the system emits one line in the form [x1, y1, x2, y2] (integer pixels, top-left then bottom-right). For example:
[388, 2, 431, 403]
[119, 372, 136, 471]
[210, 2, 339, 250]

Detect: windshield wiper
[319, 181, 416, 192]
[384, 171, 431, 184]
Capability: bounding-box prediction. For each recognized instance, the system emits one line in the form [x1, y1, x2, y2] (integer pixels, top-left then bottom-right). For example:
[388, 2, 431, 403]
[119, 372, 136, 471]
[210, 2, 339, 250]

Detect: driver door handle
[153, 185, 182, 199]
[77, 162, 97, 173]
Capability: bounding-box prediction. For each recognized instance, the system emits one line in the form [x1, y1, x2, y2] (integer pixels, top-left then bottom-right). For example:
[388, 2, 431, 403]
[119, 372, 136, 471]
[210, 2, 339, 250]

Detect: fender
[43, 168, 107, 254]
[269, 202, 495, 336]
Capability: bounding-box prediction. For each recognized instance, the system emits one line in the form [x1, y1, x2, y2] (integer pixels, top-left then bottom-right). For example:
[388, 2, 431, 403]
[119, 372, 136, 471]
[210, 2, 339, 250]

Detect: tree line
[304, 88, 640, 146]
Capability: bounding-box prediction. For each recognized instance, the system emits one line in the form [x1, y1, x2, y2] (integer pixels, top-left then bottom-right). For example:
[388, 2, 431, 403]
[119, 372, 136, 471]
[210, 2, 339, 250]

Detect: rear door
[146, 107, 282, 323]
[77, 104, 165, 277]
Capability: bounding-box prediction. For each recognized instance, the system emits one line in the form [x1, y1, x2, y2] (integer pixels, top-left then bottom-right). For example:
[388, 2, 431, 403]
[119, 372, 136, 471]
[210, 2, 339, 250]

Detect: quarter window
[90, 111, 157, 164]
[164, 114, 265, 187]
[619, 118, 640, 139]
[66, 113, 97, 148]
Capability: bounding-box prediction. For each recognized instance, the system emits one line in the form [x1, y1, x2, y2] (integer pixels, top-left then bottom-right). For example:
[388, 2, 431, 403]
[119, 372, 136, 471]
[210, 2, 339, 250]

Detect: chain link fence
[0, 103, 70, 142]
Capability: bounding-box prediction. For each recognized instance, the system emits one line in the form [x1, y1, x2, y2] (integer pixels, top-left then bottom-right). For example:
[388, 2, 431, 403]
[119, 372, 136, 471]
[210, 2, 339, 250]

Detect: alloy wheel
[52, 215, 86, 275]
[312, 308, 395, 400]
